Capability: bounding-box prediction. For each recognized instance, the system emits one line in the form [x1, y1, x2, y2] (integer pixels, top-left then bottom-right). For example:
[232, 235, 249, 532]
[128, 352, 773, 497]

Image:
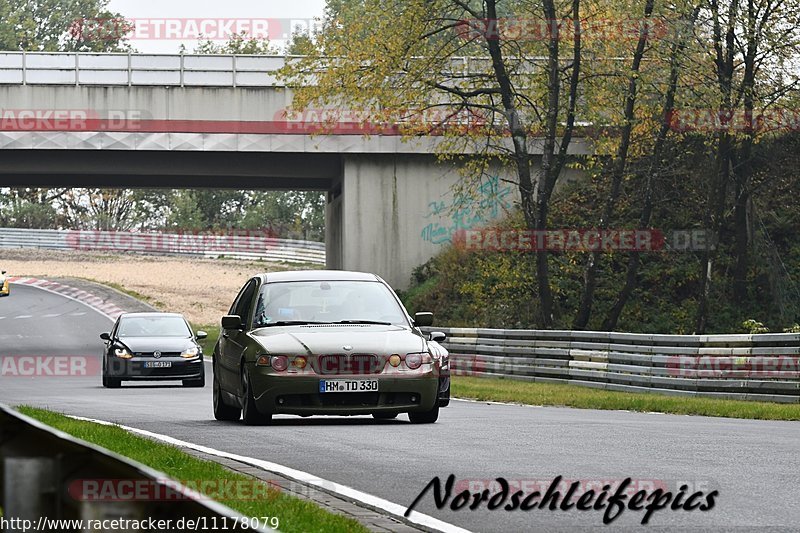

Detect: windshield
[118, 316, 191, 337]
[253, 280, 408, 327]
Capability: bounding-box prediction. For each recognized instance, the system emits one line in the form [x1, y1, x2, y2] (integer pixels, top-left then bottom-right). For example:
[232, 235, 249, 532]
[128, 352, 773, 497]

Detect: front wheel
[241, 369, 272, 426]
[102, 375, 121, 388]
[408, 403, 439, 424]
[213, 369, 240, 421]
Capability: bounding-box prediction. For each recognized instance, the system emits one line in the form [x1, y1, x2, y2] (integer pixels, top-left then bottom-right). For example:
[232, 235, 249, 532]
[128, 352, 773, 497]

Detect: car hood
[117, 336, 195, 353]
[251, 325, 426, 355]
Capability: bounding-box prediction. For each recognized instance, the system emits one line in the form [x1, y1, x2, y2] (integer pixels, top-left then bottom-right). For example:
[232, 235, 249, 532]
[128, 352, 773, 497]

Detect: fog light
[278, 397, 285, 405]
[389, 354, 401, 367]
[411, 395, 417, 403]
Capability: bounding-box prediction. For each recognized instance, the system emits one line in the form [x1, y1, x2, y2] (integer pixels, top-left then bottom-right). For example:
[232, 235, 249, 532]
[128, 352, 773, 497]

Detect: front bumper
[249, 366, 439, 416]
[105, 356, 204, 380]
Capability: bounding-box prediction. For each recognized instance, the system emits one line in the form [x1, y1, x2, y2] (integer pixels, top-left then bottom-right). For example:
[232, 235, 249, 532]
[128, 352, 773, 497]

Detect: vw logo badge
[153, 351, 162, 358]
[343, 345, 353, 351]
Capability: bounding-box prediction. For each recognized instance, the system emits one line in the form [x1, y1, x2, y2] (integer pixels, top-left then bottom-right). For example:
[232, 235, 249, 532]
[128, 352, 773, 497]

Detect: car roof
[118, 312, 186, 318]
[259, 270, 381, 283]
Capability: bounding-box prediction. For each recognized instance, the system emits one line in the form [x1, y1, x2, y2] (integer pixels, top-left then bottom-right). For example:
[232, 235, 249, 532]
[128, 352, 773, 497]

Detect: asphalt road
[1, 284, 798, 532]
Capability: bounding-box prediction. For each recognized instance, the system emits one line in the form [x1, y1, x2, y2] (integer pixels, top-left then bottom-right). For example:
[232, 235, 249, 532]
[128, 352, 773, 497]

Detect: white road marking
[68, 415, 471, 533]
[14, 315, 32, 319]
[69, 312, 87, 316]
[41, 313, 62, 318]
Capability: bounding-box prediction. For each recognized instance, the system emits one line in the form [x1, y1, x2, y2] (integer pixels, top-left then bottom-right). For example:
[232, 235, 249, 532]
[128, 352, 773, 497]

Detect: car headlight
[114, 347, 133, 359]
[405, 352, 433, 370]
[181, 346, 199, 358]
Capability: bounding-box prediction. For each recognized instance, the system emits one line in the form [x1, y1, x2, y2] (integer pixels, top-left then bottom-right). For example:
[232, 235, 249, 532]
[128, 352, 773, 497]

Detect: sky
[107, 0, 328, 53]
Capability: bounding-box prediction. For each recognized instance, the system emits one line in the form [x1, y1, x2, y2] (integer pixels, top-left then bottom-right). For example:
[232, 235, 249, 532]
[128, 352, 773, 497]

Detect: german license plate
[319, 379, 378, 393]
[144, 361, 172, 368]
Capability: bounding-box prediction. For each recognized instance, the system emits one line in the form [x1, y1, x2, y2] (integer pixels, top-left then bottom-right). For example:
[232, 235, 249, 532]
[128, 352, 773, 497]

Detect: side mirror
[429, 331, 446, 343]
[195, 330, 208, 340]
[221, 315, 244, 330]
[1, 270, 6, 275]
[414, 312, 433, 327]
[100, 332, 111, 341]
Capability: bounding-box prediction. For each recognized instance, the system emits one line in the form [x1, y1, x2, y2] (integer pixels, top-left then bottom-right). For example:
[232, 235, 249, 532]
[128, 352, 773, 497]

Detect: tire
[183, 373, 205, 388]
[213, 369, 240, 421]
[103, 375, 121, 389]
[372, 412, 398, 420]
[241, 369, 272, 426]
[408, 402, 439, 424]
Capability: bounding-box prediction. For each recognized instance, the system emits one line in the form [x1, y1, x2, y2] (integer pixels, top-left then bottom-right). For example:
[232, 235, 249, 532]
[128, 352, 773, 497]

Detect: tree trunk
[573, 0, 654, 330]
[602, 6, 700, 331]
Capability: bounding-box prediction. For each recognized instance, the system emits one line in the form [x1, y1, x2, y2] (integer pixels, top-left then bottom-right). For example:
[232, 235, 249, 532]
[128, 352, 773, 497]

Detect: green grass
[17, 407, 369, 533]
[452, 376, 800, 420]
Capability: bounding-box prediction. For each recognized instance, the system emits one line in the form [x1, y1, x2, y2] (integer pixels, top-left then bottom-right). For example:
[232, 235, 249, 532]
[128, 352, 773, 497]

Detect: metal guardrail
[0, 52, 287, 87]
[0, 227, 326, 265]
[0, 404, 268, 531]
[425, 327, 800, 403]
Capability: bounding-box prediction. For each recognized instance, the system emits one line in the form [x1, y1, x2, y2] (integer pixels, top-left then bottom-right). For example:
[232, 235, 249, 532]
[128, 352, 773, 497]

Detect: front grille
[319, 392, 379, 407]
[317, 354, 382, 375]
[134, 352, 181, 357]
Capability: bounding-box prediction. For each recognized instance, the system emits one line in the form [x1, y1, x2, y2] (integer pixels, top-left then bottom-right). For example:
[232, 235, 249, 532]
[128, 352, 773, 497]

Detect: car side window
[233, 279, 258, 328]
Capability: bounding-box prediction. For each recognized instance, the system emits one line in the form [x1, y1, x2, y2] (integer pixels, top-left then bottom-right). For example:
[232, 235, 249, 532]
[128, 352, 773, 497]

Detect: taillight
[292, 356, 307, 369]
[271, 355, 289, 372]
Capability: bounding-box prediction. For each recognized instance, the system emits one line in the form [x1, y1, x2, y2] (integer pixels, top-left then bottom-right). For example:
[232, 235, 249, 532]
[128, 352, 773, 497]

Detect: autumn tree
[282, 0, 584, 327]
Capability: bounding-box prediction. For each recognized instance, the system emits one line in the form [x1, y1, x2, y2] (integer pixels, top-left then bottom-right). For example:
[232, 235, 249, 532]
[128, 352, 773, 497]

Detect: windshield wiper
[332, 320, 393, 325]
[256, 320, 328, 327]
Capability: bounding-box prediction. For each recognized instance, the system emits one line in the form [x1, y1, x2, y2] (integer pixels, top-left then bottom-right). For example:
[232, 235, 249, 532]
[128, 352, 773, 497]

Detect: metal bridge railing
[0, 52, 288, 87]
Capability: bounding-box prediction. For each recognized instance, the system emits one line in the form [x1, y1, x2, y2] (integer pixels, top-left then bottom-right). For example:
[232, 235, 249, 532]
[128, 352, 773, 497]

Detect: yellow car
[0, 270, 9, 296]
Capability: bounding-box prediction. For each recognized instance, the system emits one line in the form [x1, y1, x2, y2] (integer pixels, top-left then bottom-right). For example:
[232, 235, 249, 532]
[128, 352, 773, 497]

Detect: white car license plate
[144, 361, 172, 368]
[319, 379, 378, 393]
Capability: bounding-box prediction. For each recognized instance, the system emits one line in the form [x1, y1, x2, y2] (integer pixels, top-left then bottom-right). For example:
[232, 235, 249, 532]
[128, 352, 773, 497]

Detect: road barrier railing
[423, 327, 800, 403]
[0, 404, 269, 531]
[0, 227, 326, 265]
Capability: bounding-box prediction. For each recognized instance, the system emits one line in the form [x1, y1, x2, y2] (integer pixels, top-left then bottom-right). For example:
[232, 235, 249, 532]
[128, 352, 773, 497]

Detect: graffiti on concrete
[420, 175, 512, 245]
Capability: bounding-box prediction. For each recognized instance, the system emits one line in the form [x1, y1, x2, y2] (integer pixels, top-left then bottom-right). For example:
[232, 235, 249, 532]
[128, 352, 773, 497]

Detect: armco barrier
[424, 327, 800, 403]
[0, 404, 270, 531]
[0, 227, 325, 264]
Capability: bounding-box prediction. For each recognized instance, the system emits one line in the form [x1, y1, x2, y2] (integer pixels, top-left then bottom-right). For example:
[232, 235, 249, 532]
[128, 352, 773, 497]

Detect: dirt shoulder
[1, 249, 315, 325]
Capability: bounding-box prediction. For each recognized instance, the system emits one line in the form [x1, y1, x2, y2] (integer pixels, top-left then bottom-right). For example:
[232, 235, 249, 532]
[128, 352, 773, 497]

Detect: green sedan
[212, 270, 448, 425]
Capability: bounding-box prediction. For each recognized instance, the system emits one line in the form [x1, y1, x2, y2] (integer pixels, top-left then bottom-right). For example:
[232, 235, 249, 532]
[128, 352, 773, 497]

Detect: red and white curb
[8, 277, 124, 320]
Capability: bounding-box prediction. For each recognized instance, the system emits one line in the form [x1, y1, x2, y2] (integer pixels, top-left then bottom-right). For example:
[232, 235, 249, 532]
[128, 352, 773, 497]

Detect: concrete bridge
[0, 52, 589, 287]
